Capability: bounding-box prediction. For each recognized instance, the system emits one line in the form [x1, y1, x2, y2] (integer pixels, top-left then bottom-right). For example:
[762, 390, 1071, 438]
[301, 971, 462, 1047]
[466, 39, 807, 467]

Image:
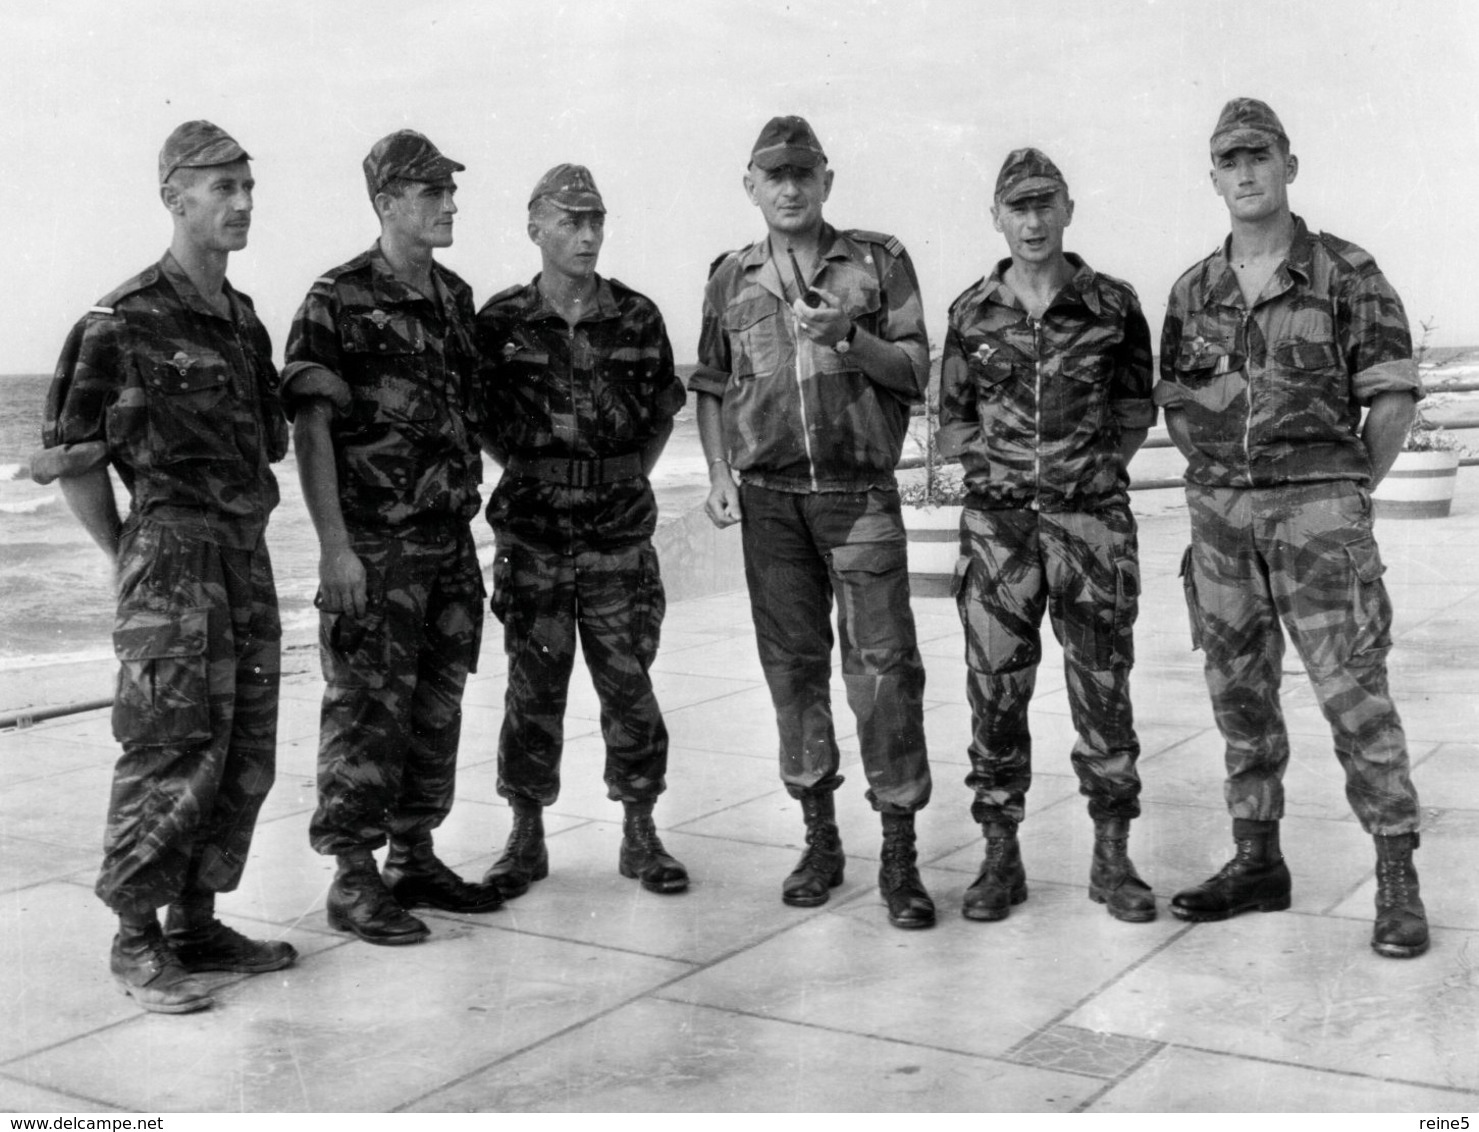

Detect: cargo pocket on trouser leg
[112, 606, 212, 744]
[1343, 535, 1393, 663]
[1111, 554, 1140, 668]
[1178, 545, 1205, 652]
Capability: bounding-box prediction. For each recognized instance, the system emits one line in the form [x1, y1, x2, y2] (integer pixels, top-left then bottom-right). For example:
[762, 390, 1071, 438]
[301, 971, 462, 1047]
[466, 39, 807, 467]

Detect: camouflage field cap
[750, 116, 826, 170]
[995, 147, 1068, 204]
[158, 120, 250, 184]
[1210, 98, 1288, 158]
[362, 130, 465, 199]
[529, 163, 605, 212]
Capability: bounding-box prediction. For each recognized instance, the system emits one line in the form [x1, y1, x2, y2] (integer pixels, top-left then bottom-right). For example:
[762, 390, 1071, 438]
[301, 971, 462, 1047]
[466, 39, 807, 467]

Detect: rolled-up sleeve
[1109, 292, 1156, 430]
[1343, 264, 1422, 404]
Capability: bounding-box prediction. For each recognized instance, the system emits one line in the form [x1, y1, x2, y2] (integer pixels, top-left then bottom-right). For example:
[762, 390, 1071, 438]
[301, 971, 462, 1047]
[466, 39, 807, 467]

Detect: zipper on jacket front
[1031, 319, 1043, 510]
[792, 307, 819, 491]
[1240, 309, 1254, 478]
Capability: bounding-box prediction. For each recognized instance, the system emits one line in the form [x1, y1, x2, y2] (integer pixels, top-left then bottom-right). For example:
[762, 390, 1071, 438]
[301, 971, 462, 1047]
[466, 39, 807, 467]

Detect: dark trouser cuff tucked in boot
[1372, 832, 1429, 959]
[879, 812, 935, 930]
[1089, 818, 1157, 923]
[962, 821, 1027, 922]
[783, 790, 845, 907]
[327, 848, 430, 945]
[112, 912, 214, 1014]
[164, 890, 297, 973]
[383, 834, 504, 913]
[484, 797, 549, 898]
[619, 800, 689, 894]
[1170, 819, 1292, 922]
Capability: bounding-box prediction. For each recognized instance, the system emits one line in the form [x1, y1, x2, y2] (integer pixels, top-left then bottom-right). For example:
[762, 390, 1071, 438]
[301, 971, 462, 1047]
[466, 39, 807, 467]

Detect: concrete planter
[902, 504, 963, 598]
[1372, 450, 1460, 518]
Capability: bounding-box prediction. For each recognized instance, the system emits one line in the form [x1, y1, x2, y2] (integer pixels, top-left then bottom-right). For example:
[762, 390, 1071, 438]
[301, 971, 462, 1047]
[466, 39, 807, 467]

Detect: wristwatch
[833, 321, 858, 355]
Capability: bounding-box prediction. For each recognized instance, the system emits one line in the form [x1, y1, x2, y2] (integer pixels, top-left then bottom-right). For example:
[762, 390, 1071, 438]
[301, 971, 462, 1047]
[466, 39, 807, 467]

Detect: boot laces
[1376, 857, 1414, 905]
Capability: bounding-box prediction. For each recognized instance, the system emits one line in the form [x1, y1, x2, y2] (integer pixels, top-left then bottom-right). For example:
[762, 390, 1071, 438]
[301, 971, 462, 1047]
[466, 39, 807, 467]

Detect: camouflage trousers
[1182, 482, 1418, 834]
[739, 484, 931, 814]
[954, 503, 1142, 825]
[491, 532, 668, 805]
[99, 518, 280, 916]
[309, 523, 484, 855]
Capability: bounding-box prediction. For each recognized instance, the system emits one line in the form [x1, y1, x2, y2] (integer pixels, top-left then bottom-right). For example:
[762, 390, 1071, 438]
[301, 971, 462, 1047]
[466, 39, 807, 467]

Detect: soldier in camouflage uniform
[1157, 99, 1428, 958]
[475, 164, 689, 898]
[938, 148, 1157, 925]
[30, 121, 296, 1013]
[284, 130, 501, 946]
[692, 116, 935, 930]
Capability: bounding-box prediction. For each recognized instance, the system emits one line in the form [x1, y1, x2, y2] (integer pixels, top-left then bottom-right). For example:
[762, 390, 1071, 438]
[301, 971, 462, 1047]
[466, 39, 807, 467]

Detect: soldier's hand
[792, 288, 852, 349]
[318, 546, 368, 618]
[705, 473, 743, 529]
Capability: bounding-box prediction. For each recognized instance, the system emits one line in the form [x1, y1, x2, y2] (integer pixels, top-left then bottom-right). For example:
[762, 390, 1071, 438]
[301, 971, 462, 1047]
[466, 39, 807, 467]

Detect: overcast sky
[2, 0, 1476, 374]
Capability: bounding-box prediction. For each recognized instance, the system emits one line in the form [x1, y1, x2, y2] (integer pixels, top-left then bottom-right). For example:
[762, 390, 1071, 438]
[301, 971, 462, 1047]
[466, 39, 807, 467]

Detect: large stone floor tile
[20, 708, 115, 747]
[429, 822, 819, 965]
[560, 668, 764, 727]
[408, 996, 1099, 1112]
[7, 926, 690, 1112]
[0, 763, 112, 846]
[0, 834, 98, 895]
[661, 879, 1183, 1061]
[0, 730, 111, 788]
[1065, 913, 1479, 1092]
[0, 881, 326, 1066]
[1091, 1044, 1479, 1112]
[661, 685, 786, 760]
[0, 1076, 122, 1113]
[1410, 741, 1479, 810]
[652, 631, 765, 681]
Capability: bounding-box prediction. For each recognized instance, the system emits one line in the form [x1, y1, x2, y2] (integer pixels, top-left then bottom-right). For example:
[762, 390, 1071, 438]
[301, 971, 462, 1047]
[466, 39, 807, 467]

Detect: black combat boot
[782, 791, 845, 907]
[382, 833, 504, 913]
[164, 890, 298, 973]
[1372, 832, 1429, 959]
[619, 800, 690, 894]
[1170, 819, 1292, 922]
[1088, 818, 1157, 923]
[326, 848, 430, 945]
[483, 797, 549, 898]
[878, 813, 935, 930]
[111, 911, 214, 1014]
[962, 821, 1028, 922]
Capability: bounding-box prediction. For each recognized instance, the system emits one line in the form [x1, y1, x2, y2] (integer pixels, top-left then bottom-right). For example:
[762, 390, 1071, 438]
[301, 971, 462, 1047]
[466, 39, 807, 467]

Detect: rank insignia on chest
[974, 343, 996, 364]
[368, 310, 391, 329]
[170, 351, 193, 376]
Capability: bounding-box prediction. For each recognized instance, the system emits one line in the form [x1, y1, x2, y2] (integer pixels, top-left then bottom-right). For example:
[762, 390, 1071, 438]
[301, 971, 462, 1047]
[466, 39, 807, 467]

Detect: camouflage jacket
[476, 275, 684, 552]
[938, 254, 1155, 511]
[690, 224, 929, 493]
[38, 252, 286, 549]
[283, 244, 482, 537]
[1155, 216, 1422, 488]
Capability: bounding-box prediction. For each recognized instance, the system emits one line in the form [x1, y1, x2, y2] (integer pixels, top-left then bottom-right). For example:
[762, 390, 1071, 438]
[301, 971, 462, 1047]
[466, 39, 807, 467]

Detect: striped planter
[902, 505, 963, 598]
[1372, 450, 1460, 519]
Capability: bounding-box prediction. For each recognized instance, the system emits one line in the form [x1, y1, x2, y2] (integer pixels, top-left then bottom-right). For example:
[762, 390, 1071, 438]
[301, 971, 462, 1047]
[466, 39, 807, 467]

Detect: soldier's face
[744, 163, 832, 237]
[530, 206, 605, 282]
[166, 161, 254, 253]
[1210, 146, 1297, 223]
[382, 180, 458, 250]
[992, 190, 1074, 266]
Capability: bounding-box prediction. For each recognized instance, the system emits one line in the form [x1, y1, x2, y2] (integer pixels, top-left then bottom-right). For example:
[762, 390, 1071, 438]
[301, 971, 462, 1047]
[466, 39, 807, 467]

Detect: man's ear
[1285, 153, 1299, 184]
[160, 182, 183, 216]
[743, 170, 759, 208]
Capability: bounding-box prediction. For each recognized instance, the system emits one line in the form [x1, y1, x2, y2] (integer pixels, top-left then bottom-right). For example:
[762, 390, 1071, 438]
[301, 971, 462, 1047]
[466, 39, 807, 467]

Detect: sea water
[0, 371, 713, 669]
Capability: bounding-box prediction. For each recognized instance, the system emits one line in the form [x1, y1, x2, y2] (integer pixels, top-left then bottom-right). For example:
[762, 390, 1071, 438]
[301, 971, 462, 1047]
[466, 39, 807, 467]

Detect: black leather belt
[505, 452, 644, 487]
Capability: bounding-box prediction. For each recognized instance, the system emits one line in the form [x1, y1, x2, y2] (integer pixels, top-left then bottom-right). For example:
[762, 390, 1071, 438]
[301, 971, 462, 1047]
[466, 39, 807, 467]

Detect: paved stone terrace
[1, 478, 1475, 1113]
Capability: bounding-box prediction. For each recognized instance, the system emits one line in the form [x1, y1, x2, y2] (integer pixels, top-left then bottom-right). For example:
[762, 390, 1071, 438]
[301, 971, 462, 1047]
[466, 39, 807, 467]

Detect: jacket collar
[975, 252, 1102, 317]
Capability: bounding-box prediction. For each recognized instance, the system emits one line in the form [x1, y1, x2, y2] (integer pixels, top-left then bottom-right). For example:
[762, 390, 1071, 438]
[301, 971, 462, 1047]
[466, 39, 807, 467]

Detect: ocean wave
[0, 462, 31, 482]
[0, 495, 58, 515]
[0, 645, 114, 673]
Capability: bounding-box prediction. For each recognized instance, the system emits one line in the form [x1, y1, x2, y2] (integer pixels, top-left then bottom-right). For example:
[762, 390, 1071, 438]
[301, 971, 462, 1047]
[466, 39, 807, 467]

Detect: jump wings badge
[170, 351, 193, 376]
[974, 343, 996, 364]
[368, 309, 391, 329]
